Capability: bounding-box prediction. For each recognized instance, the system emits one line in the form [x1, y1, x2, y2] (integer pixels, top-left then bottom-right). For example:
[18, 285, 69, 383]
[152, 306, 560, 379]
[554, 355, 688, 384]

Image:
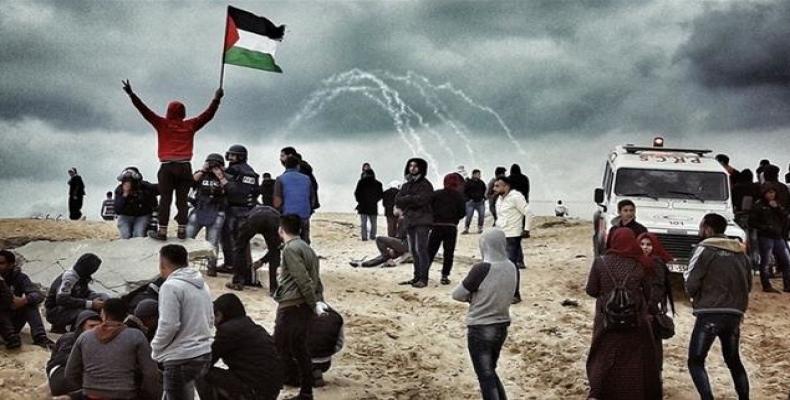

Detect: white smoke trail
[384, 71, 477, 165]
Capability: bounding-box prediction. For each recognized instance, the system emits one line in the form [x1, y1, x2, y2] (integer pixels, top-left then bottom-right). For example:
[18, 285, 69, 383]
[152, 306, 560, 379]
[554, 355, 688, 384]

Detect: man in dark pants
[427, 173, 466, 285]
[463, 169, 488, 234]
[0, 250, 53, 348]
[486, 167, 506, 224]
[274, 215, 324, 400]
[123, 79, 223, 240]
[188, 153, 227, 276]
[382, 181, 400, 237]
[235, 205, 283, 296]
[197, 293, 283, 400]
[274, 155, 315, 244]
[395, 158, 434, 289]
[685, 213, 752, 400]
[45, 253, 108, 333]
[67, 167, 85, 220]
[349, 218, 409, 268]
[0, 273, 18, 349]
[220, 145, 261, 291]
[260, 172, 276, 207]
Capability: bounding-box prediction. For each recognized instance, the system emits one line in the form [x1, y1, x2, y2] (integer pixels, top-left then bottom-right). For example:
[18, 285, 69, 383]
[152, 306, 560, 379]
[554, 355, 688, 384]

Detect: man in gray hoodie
[684, 213, 752, 400]
[65, 298, 159, 399]
[452, 229, 517, 400]
[151, 244, 214, 400]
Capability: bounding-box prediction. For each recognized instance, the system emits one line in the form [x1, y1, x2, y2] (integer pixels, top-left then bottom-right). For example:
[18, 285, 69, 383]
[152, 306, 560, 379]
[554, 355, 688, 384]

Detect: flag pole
[219, 7, 229, 89]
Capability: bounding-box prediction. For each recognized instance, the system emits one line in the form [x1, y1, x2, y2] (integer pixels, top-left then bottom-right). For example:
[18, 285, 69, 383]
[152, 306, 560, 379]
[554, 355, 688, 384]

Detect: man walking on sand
[685, 213, 752, 400]
[493, 176, 530, 303]
[123, 80, 223, 240]
[151, 244, 214, 400]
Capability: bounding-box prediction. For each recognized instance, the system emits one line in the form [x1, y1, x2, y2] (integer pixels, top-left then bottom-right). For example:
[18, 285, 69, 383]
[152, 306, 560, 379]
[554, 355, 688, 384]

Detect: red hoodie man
[123, 80, 223, 240]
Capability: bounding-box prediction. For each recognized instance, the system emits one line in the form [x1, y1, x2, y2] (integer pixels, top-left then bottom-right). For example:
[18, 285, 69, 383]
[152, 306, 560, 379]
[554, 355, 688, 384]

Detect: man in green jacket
[273, 214, 324, 400]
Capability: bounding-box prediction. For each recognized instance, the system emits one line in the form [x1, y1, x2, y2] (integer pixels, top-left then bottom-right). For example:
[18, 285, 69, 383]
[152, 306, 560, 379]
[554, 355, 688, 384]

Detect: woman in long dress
[586, 228, 661, 400]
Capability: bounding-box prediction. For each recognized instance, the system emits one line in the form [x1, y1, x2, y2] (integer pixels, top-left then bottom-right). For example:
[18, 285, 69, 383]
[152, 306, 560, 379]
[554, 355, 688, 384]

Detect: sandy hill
[0, 215, 788, 399]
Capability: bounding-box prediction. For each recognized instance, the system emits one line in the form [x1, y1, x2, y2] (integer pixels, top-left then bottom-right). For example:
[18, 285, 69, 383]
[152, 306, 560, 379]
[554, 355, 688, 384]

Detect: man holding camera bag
[114, 167, 160, 239]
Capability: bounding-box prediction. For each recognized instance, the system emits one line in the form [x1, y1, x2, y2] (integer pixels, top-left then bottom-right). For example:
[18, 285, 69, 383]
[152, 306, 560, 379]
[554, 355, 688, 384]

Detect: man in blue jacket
[274, 155, 315, 244]
[0, 250, 53, 348]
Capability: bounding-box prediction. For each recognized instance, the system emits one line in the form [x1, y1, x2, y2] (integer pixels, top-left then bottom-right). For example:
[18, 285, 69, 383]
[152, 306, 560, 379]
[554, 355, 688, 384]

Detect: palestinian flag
[224, 6, 285, 73]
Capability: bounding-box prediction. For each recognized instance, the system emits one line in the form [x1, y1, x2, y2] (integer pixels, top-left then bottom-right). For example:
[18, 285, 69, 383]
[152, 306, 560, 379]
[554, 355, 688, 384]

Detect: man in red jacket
[123, 80, 223, 240]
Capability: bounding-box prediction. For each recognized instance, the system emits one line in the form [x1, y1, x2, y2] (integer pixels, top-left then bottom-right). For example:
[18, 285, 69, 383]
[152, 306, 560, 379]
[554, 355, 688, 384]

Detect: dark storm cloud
[679, 1, 790, 88]
[675, 0, 790, 130]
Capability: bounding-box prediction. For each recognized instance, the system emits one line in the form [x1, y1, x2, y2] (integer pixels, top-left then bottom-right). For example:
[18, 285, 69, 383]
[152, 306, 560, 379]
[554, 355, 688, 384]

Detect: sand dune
[0, 214, 788, 399]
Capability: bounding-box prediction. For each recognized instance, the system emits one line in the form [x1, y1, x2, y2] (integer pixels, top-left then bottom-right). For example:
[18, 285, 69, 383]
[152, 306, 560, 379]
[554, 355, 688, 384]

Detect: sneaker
[215, 264, 234, 274]
[511, 296, 522, 304]
[399, 279, 416, 285]
[517, 263, 526, 270]
[177, 226, 187, 240]
[461, 230, 469, 235]
[225, 282, 244, 291]
[349, 261, 360, 268]
[5, 337, 21, 350]
[440, 276, 451, 285]
[763, 287, 782, 294]
[148, 228, 167, 241]
[33, 337, 55, 351]
[411, 280, 427, 288]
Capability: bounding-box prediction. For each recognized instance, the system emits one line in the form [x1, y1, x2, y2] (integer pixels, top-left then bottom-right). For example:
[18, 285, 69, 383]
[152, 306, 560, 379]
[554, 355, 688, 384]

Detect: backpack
[602, 264, 640, 331]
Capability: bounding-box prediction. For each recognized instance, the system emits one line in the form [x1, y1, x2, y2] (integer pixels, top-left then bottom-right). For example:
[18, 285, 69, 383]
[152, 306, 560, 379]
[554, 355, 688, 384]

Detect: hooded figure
[45, 253, 108, 333]
[426, 172, 467, 284]
[124, 81, 223, 241]
[509, 164, 530, 203]
[451, 229, 517, 400]
[354, 169, 384, 241]
[196, 293, 283, 400]
[395, 158, 435, 288]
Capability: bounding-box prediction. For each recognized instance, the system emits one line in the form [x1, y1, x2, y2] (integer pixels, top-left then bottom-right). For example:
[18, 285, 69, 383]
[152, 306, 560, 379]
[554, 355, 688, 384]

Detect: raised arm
[188, 88, 223, 131]
[123, 80, 163, 127]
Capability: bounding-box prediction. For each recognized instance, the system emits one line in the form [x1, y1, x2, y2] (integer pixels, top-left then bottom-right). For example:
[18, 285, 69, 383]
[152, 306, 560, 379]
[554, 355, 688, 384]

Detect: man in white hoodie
[151, 244, 214, 400]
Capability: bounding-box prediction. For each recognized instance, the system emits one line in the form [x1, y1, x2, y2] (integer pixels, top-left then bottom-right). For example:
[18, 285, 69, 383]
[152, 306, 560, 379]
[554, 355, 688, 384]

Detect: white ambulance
[592, 138, 747, 273]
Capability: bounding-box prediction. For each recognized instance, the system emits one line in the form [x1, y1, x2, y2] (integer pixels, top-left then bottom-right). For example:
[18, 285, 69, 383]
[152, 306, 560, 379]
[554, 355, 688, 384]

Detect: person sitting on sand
[44, 253, 109, 333]
[0, 250, 54, 349]
[47, 310, 102, 398]
[65, 298, 160, 400]
[349, 214, 410, 268]
[288, 302, 344, 388]
[196, 293, 283, 400]
[0, 272, 18, 350]
[451, 229, 517, 400]
[124, 299, 159, 343]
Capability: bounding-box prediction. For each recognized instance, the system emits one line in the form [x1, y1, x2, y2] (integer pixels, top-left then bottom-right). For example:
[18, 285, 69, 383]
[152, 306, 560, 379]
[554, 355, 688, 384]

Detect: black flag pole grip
[219, 6, 229, 89]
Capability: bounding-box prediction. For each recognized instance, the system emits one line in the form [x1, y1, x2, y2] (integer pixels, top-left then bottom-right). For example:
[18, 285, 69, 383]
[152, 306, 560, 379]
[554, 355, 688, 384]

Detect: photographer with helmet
[188, 153, 228, 276]
[114, 167, 160, 239]
[220, 145, 261, 291]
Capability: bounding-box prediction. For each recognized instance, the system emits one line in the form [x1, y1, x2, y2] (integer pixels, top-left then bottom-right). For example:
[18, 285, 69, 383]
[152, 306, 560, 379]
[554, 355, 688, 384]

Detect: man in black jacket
[260, 173, 276, 207]
[354, 169, 383, 241]
[197, 293, 283, 400]
[750, 187, 790, 293]
[0, 272, 18, 349]
[607, 199, 647, 247]
[508, 164, 530, 203]
[235, 205, 283, 296]
[463, 169, 487, 234]
[115, 167, 159, 239]
[427, 173, 466, 285]
[395, 158, 434, 288]
[382, 181, 400, 237]
[45, 253, 109, 333]
[0, 250, 53, 348]
[68, 167, 86, 220]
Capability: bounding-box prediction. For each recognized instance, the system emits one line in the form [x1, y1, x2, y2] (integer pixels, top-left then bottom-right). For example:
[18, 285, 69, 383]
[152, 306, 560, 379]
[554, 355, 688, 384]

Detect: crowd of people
[29, 81, 786, 400]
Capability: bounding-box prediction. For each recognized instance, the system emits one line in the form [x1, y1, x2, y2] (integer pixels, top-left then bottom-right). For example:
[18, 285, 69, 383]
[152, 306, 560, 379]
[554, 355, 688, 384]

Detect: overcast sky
[1, 0, 789, 218]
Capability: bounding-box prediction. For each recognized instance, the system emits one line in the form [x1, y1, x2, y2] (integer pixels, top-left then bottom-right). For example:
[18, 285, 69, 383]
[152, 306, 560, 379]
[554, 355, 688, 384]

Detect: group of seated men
[0, 247, 343, 399]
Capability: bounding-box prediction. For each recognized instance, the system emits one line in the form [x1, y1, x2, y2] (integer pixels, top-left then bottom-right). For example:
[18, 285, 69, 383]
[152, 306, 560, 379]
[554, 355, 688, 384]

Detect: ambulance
[592, 138, 747, 273]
